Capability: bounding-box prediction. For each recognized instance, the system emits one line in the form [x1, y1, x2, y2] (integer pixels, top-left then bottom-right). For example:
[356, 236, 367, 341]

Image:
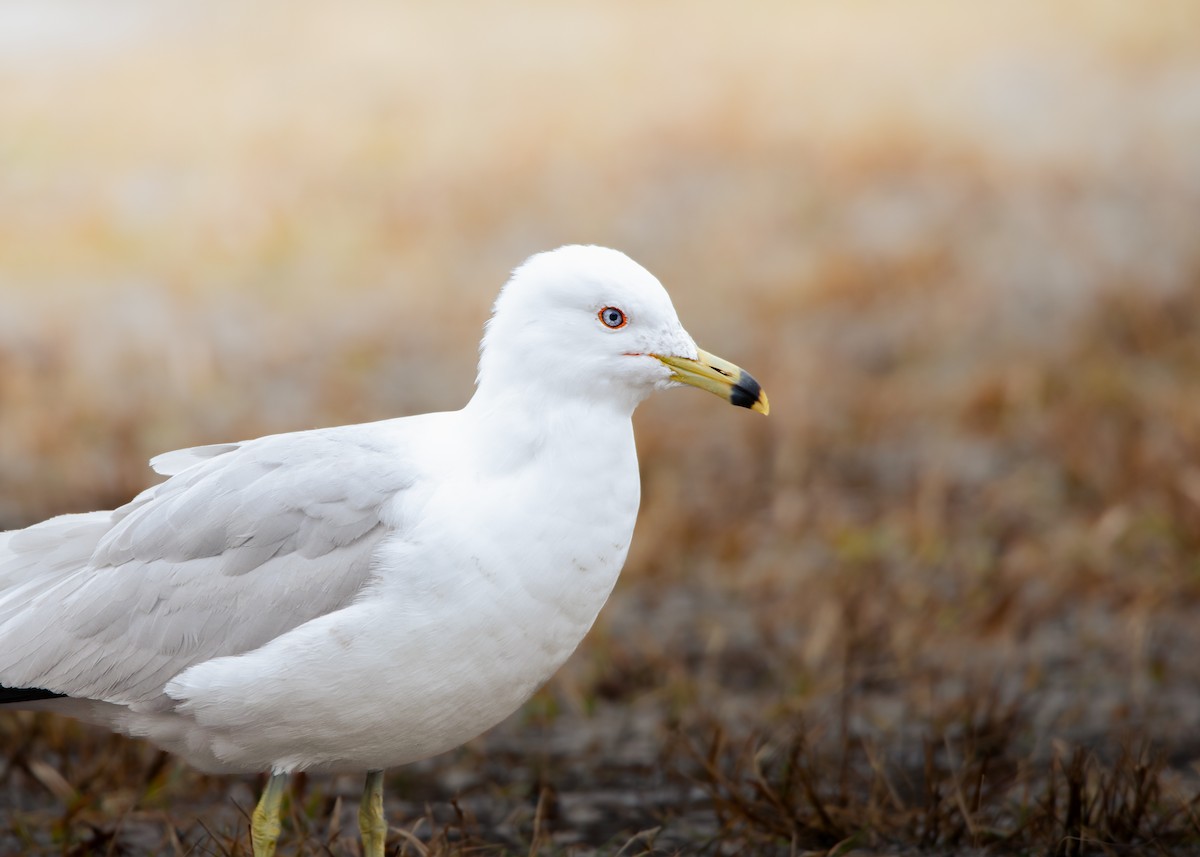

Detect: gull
[0, 245, 768, 856]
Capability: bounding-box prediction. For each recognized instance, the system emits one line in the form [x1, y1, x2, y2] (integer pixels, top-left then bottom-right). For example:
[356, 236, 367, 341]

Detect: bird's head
[476, 245, 768, 417]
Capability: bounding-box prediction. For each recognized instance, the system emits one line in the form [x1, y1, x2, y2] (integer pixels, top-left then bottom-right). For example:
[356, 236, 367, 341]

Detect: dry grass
[3, 0, 1200, 853]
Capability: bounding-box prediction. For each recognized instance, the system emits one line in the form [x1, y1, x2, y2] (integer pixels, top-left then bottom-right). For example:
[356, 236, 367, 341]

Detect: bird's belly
[338, 582, 604, 770]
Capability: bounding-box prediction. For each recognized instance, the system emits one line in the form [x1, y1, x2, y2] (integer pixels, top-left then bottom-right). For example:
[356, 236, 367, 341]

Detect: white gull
[0, 245, 768, 855]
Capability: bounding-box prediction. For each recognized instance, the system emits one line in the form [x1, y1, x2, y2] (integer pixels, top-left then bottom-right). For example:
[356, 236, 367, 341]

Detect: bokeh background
[3, 1, 1200, 854]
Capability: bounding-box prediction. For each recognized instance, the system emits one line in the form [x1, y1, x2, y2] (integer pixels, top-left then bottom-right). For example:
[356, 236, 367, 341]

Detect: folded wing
[0, 422, 415, 711]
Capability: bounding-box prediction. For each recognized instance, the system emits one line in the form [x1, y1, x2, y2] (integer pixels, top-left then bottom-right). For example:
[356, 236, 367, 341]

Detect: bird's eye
[599, 307, 628, 329]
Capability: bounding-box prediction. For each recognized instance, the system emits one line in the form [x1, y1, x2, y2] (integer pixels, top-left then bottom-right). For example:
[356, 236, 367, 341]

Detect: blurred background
[3, 1, 1200, 853]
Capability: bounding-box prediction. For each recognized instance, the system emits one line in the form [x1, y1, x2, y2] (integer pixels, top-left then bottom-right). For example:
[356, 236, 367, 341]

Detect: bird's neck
[461, 383, 638, 476]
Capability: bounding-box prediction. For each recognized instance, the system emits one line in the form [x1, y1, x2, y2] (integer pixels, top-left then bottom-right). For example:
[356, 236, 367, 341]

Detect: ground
[2, 2, 1200, 854]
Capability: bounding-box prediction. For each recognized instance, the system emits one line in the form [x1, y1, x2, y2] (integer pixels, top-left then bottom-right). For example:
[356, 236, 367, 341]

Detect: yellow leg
[358, 769, 388, 857]
[251, 772, 288, 857]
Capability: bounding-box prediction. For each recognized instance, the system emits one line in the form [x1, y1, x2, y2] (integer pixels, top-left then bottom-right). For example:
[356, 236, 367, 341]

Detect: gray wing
[0, 422, 414, 710]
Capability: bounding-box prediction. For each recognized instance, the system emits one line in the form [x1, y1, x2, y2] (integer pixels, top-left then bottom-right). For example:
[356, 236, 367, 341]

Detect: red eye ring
[598, 306, 628, 329]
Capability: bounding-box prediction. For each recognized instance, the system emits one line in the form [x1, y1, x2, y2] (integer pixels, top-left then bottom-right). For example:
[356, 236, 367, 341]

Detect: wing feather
[0, 422, 414, 709]
[149, 442, 240, 476]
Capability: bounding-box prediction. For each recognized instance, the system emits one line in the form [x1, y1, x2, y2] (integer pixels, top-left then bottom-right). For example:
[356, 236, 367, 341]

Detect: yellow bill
[653, 348, 769, 415]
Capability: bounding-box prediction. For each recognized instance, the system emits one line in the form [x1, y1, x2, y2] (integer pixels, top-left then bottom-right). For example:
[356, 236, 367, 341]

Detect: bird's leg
[250, 772, 288, 857]
[358, 769, 388, 857]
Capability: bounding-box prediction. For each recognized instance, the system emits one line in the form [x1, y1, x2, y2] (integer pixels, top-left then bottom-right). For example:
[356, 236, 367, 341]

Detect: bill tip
[731, 371, 769, 415]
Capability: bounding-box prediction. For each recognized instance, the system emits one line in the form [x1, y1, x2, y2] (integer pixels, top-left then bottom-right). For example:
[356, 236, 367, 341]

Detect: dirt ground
[3, 1, 1200, 854]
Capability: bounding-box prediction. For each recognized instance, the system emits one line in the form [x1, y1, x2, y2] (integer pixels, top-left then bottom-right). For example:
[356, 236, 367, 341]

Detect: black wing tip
[0, 685, 67, 705]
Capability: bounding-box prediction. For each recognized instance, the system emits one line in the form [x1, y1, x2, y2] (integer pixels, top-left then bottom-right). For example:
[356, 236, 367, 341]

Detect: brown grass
[3, 0, 1200, 854]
